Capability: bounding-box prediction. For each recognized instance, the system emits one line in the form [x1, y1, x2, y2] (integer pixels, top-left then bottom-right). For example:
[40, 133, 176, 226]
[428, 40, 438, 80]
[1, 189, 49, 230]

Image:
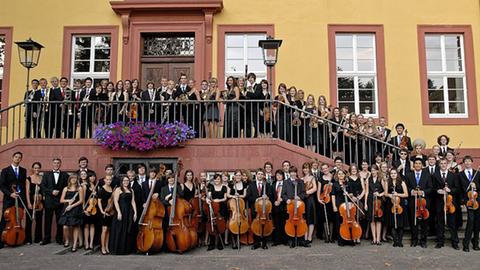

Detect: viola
[166, 173, 193, 254]
[136, 179, 165, 253]
[467, 186, 479, 210]
[227, 184, 249, 236]
[1, 185, 26, 246]
[391, 195, 403, 215]
[414, 188, 429, 223]
[104, 195, 116, 217]
[319, 181, 332, 204]
[285, 181, 308, 240]
[399, 129, 409, 149]
[339, 185, 362, 241]
[251, 182, 273, 238]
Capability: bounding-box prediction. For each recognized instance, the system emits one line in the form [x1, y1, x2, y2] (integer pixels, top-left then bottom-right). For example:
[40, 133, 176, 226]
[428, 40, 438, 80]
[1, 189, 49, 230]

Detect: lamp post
[15, 38, 43, 94]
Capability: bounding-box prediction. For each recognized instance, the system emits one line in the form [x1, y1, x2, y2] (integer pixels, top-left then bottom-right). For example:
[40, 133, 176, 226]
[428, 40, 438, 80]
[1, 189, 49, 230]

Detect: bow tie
[53, 170, 60, 173]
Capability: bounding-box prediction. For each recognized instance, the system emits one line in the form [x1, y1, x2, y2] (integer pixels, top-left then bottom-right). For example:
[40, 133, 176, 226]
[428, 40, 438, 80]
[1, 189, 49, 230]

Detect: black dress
[58, 190, 83, 226]
[209, 185, 228, 218]
[224, 89, 240, 138]
[98, 187, 113, 227]
[83, 183, 99, 225]
[304, 178, 316, 225]
[25, 177, 43, 243]
[109, 192, 134, 255]
[366, 177, 384, 222]
[388, 182, 406, 229]
[183, 183, 196, 202]
[304, 106, 318, 146]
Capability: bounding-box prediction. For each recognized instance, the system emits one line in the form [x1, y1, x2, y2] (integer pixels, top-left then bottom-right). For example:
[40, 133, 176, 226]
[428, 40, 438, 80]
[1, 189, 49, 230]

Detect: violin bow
[465, 166, 480, 193]
[342, 188, 365, 215]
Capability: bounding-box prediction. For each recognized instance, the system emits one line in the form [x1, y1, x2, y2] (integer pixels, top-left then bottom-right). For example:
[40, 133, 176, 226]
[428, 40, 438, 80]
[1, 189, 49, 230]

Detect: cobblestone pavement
[0, 240, 478, 270]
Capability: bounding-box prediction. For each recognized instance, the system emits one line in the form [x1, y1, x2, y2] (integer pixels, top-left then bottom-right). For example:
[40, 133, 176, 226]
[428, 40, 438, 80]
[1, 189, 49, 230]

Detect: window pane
[446, 60, 462, 72]
[445, 35, 461, 49]
[247, 47, 263, 59]
[357, 60, 375, 71]
[359, 90, 375, 101]
[445, 48, 462, 60]
[336, 47, 353, 60]
[74, 61, 90, 72]
[426, 48, 442, 60]
[428, 89, 444, 102]
[226, 35, 244, 47]
[338, 90, 354, 101]
[246, 59, 265, 72]
[226, 47, 244, 59]
[449, 102, 465, 114]
[74, 49, 90, 60]
[94, 49, 110, 60]
[247, 34, 266, 47]
[447, 77, 464, 89]
[427, 60, 442, 71]
[226, 59, 244, 72]
[357, 35, 374, 48]
[425, 35, 441, 48]
[358, 77, 375, 89]
[94, 61, 110, 72]
[429, 102, 445, 114]
[337, 77, 354, 89]
[94, 36, 111, 48]
[357, 47, 374, 60]
[336, 60, 353, 71]
[448, 90, 465, 101]
[336, 35, 353, 48]
[75, 37, 91, 49]
[428, 77, 444, 90]
[359, 102, 375, 114]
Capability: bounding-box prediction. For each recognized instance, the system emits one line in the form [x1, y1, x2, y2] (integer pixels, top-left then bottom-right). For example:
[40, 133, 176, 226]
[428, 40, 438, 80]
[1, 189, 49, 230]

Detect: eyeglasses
[400, 153, 407, 156]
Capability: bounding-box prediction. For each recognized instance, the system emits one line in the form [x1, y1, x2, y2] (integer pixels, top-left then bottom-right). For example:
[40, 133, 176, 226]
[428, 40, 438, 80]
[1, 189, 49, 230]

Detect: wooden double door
[141, 62, 194, 88]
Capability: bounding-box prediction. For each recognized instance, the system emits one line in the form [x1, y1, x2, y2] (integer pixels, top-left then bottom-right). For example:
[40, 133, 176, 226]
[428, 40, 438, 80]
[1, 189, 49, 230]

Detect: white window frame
[336, 33, 379, 117]
[225, 33, 267, 82]
[70, 35, 110, 84]
[0, 35, 5, 81]
[426, 34, 468, 118]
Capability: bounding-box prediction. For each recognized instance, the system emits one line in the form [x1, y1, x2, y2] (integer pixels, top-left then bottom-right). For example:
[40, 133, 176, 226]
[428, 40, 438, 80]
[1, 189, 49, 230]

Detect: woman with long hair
[364, 164, 384, 245]
[223, 76, 241, 138]
[82, 172, 98, 250]
[302, 162, 317, 246]
[385, 168, 408, 247]
[203, 77, 221, 138]
[25, 162, 43, 244]
[98, 175, 114, 255]
[58, 174, 84, 252]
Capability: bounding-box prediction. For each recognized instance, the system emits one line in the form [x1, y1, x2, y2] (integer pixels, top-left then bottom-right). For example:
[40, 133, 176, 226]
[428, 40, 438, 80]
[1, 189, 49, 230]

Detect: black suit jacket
[406, 169, 433, 205]
[458, 169, 480, 204]
[281, 179, 306, 202]
[246, 181, 274, 213]
[0, 166, 28, 208]
[160, 183, 184, 207]
[393, 159, 412, 176]
[141, 179, 164, 203]
[173, 85, 191, 99]
[41, 171, 69, 208]
[130, 179, 143, 222]
[439, 146, 454, 157]
[433, 170, 459, 203]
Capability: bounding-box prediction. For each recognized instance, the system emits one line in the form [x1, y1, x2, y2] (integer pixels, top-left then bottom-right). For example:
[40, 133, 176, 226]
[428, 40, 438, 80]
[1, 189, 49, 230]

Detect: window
[336, 34, 378, 116]
[425, 34, 467, 117]
[0, 35, 5, 105]
[71, 35, 111, 84]
[225, 33, 266, 82]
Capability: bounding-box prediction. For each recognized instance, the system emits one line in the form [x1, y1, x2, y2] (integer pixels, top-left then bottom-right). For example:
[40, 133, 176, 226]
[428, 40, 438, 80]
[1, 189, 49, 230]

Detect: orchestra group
[1, 140, 479, 254]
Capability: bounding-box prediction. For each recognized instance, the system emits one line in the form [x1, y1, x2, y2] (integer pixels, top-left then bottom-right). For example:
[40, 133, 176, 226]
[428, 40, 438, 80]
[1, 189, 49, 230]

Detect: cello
[239, 203, 255, 245]
[339, 184, 362, 241]
[166, 172, 193, 253]
[190, 180, 205, 232]
[228, 183, 249, 248]
[1, 185, 26, 246]
[204, 191, 226, 247]
[284, 180, 308, 246]
[136, 178, 165, 253]
[251, 181, 274, 238]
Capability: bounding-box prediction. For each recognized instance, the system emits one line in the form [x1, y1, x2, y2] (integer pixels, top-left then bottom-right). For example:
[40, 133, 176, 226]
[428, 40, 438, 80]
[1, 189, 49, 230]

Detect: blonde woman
[58, 174, 84, 252]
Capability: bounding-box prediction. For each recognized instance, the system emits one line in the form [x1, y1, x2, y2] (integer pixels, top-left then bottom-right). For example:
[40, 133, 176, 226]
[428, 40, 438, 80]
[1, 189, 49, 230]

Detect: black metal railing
[0, 99, 399, 165]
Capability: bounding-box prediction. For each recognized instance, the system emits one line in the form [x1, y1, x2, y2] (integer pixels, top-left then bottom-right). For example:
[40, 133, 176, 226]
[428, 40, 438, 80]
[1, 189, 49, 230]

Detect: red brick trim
[0, 27, 13, 112]
[217, 24, 275, 90]
[61, 26, 119, 82]
[417, 25, 478, 125]
[328, 24, 388, 122]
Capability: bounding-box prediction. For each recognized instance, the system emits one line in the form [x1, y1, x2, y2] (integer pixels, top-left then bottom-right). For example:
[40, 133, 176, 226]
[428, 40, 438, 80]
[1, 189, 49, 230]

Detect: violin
[467, 185, 479, 210]
[399, 129, 409, 149]
[84, 182, 99, 216]
[285, 180, 308, 241]
[32, 184, 43, 220]
[339, 185, 362, 241]
[228, 183, 249, 236]
[166, 165, 194, 253]
[104, 195, 116, 217]
[136, 179, 165, 253]
[251, 181, 273, 238]
[373, 191, 383, 218]
[391, 184, 403, 229]
[444, 183, 456, 215]
[319, 180, 332, 204]
[1, 185, 26, 246]
[414, 187, 429, 224]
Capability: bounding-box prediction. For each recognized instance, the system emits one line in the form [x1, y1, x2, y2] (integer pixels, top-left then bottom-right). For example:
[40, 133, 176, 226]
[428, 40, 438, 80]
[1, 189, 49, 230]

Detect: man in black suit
[246, 168, 274, 250]
[433, 158, 460, 250]
[40, 158, 69, 245]
[426, 154, 440, 238]
[79, 77, 96, 138]
[136, 164, 147, 186]
[50, 77, 65, 139]
[393, 149, 412, 177]
[141, 168, 164, 204]
[57, 77, 72, 138]
[281, 166, 307, 248]
[406, 158, 432, 248]
[437, 135, 454, 157]
[271, 169, 288, 246]
[458, 156, 480, 252]
[160, 173, 184, 208]
[173, 73, 191, 123]
[141, 81, 161, 123]
[389, 123, 413, 161]
[38, 78, 55, 138]
[127, 170, 143, 237]
[98, 164, 120, 188]
[25, 79, 39, 139]
[0, 152, 27, 249]
[245, 73, 263, 138]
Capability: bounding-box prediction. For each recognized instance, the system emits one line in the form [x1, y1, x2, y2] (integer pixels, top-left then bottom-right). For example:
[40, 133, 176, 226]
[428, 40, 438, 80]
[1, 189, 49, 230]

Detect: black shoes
[40, 240, 50, 246]
[410, 240, 417, 247]
[452, 243, 460, 250]
[251, 243, 260, 250]
[463, 246, 470, 252]
[473, 246, 480, 251]
[435, 243, 443, 249]
[420, 243, 427, 248]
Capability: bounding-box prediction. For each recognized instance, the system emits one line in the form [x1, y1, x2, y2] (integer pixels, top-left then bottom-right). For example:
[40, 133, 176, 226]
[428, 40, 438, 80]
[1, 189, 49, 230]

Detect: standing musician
[38, 78, 53, 138]
[246, 168, 273, 250]
[226, 170, 248, 249]
[58, 175, 84, 252]
[317, 163, 335, 243]
[99, 164, 120, 188]
[281, 166, 307, 248]
[434, 158, 460, 250]
[40, 158, 69, 245]
[24, 79, 39, 139]
[458, 156, 480, 252]
[393, 149, 412, 177]
[25, 162, 43, 244]
[272, 169, 288, 246]
[406, 158, 432, 248]
[437, 135, 453, 157]
[141, 168, 163, 204]
[385, 168, 408, 247]
[206, 174, 228, 251]
[331, 169, 354, 246]
[365, 164, 384, 245]
[82, 172, 99, 250]
[79, 77, 96, 139]
[389, 123, 413, 161]
[141, 81, 161, 123]
[302, 163, 317, 247]
[127, 170, 143, 238]
[97, 175, 113, 255]
[0, 152, 27, 249]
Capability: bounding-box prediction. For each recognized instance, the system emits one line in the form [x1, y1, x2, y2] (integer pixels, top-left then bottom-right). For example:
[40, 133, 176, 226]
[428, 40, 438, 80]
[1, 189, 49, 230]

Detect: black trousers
[43, 112, 54, 138]
[26, 209, 43, 243]
[409, 206, 428, 244]
[391, 227, 404, 245]
[436, 204, 459, 245]
[80, 109, 93, 138]
[463, 208, 480, 248]
[44, 206, 63, 243]
[272, 207, 287, 244]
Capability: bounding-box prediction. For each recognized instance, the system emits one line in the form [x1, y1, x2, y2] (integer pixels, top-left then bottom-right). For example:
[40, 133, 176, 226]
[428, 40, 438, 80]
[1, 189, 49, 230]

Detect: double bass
[189, 180, 205, 232]
[136, 178, 165, 253]
[166, 173, 193, 253]
[228, 183, 249, 247]
[1, 185, 26, 246]
[285, 181, 307, 245]
[251, 182, 273, 238]
[339, 185, 362, 241]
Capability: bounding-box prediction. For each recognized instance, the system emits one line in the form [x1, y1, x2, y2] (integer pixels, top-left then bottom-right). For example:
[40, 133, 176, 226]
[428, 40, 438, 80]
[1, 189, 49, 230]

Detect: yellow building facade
[0, 0, 479, 152]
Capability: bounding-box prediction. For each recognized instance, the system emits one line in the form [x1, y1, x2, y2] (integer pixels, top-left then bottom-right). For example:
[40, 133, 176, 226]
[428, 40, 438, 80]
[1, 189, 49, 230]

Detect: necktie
[169, 186, 173, 194]
[416, 173, 420, 186]
[61, 89, 65, 98]
[442, 173, 446, 181]
[430, 167, 434, 175]
[258, 183, 262, 195]
[14, 167, 19, 178]
[468, 170, 473, 182]
[42, 90, 45, 97]
[149, 180, 153, 189]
